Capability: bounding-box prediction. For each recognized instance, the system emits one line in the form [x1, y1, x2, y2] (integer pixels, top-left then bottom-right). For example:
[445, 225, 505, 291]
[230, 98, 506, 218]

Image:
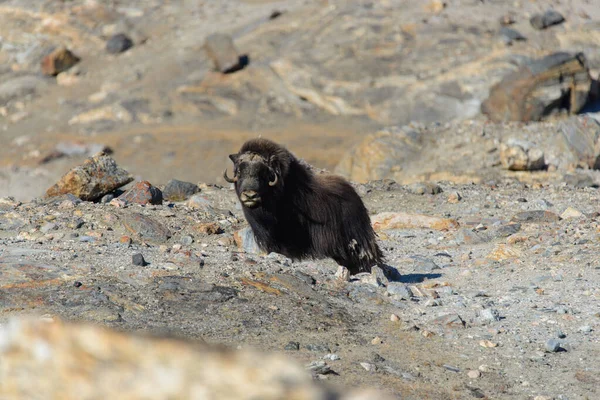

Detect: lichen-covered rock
[45, 153, 133, 201]
[482, 52, 591, 122]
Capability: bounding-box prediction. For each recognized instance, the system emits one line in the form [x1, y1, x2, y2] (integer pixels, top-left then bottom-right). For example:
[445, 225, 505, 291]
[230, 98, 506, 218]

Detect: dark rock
[162, 179, 199, 201]
[482, 52, 591, 122]
[285, 341, 300, 351]
[132, 253, 147, 266]
[119, 181, 163, 205]
[511, 211, 560, 223]
[530, 10, 565, 30]
[45, 153, 133, 201]
[41, 47, 80, 76]
[269, 10, 283, 20]
[499, 27, 526, 45]
[122, 213, 171, 244]
[204, 33, 243, 73]
[106, 33, 134, 54]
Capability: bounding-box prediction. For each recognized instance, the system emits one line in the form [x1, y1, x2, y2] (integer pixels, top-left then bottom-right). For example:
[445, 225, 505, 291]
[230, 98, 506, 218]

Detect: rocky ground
[1, 0, 600, 399]
[1, 169, 600, 399]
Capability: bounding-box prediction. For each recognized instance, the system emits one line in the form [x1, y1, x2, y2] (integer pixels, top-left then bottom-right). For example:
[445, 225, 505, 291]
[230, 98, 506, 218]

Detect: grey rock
[545, 339, 562, 352]
[162, 179, 199, 201]
[408, 182, 442, 195]
[305, 344, 331, 353]
[557, 330, 567, 339]
[284, 341, 300, 351]
[106, 33, 134, 54]
[480, 308, 501, 323]
[40, 223, 58, 234]
[579, 325, 593, 333]
[204, 33, 242, 73]
[305, 360, 333, 375]
[0, 76, 46, 106]
[132, 253, 147, 266]
[122, 213, 171, 244]
[387, 283, 413, 299]
[499, 27, 526, 45]
[511, 210, 560, 224]
[530, 10, 565, 30]
[410, 256, 439, 272]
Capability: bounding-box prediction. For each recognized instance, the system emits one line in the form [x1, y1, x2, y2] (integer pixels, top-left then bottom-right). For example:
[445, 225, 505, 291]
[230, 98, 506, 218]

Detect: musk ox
[224, 138, 383, 274]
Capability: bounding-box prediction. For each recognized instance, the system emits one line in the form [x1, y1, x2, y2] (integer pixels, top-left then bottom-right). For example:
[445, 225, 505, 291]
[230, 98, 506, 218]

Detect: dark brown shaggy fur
[224, 138, 383, 274]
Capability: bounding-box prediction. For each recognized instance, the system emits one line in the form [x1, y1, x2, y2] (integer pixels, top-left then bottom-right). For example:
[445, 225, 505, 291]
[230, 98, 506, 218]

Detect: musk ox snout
[239, 189, 261, 208]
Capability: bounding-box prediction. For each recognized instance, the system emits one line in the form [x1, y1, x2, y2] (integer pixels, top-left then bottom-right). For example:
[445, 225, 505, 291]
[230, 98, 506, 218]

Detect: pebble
[179, 235, 194, 246]
[480, 308, 501, 322]
[545, 339, 561, 353]
[40, 222, 58, 233]
[335, 265, 350, 281]
[132, 253, 147, 266]
[467, 370, 481, 379]
[410, 256, 439, 272]
[556, 330, 566, 339]
[106, 33, 134, 54]
[499, 27, 526, 45]
[408, 182, 442, 195]
[390, 314, 400, 322]
[447, 191, 462, 203]
[360, 362, 377, 372]
[530, 10, 565, 30]
[579, 325, 593, 333]
[371, 336, 383, 345]
[323, 354, 340, 361]
[443, 364, 461, 373]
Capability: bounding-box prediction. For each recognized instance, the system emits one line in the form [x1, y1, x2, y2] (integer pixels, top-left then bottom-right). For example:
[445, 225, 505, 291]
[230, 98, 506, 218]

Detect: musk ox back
[224, 138, 383, 274]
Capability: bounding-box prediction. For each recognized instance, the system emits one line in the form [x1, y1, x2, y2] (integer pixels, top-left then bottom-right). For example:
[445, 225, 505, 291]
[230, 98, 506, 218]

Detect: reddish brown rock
[45, 153, 133, 201]
[118, 181, 163, 205]
[41, 47, 81, 76]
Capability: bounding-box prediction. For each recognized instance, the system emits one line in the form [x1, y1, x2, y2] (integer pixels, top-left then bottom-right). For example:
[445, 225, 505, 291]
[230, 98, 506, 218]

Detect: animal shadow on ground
[381, 264, 442, 283]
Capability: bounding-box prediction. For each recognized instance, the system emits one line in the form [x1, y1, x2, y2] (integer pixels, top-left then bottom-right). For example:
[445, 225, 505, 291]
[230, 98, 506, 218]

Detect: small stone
[408, 182, 442, 195]
[424, 0, 446, 14]
[132, 253, 147, 266]
[545, 339, 561, 353]
[186, 195, 214, 211]
[447, 191, 462, 203]
[106, 33, 134, 54]
[530, 10, 565, 30]
[479, 340, 497, 348]
[41, 47, 80, 76]
[204, 33, 242, 73]
[478, 365, 491, 372]
[195, 223, 224, 235]
[335, 265, 351, 281]
[371, 336, 383, 345]
[323, 354, 340, 361]
[284, 341, 300, 351]
[390, 314, 400, 322]
[120, 236, 132, 245]
[511, 210, 560, 224]
[431, 313, 465, 329]
[180, 235, 194, 246]
[480, 308, 501, 323]
[443, 364, 460, 373]
[119, 181, 163, 205]
[73, 281, 83, 288]
[305, 344, 330, 353]
[387, 283, 413, 299]
[233, 228, 261, 254]
[556, 330, 566, 339]
[162, 179, 199, 201]
[499, 27, 527, 45]
[100, 194, 115, 203]
[40, 222, 58, 234]
[499, 12, 516, 26]
[371, 266, 389, 286]
[122, 213, 171, 244]
[305, 361, 333, 375]
[467, 370, 481, 379]
[579, 325, 593, 333]
[560, 207, 584, 219]
[360, 362, 377, 372]
[410, 256, 439, 272]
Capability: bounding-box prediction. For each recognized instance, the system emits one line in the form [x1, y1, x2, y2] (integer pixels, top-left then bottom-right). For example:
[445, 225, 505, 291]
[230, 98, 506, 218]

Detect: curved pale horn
[268, 172, 278, 187]
[223, 169, 237, 183]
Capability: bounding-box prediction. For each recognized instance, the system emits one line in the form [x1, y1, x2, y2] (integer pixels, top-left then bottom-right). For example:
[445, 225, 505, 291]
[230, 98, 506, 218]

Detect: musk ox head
[224, 151, 281, 209]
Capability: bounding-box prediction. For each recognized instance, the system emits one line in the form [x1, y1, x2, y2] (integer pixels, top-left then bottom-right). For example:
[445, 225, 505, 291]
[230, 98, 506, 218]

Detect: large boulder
[0, 317, 389, 400]
[45, 152, 133, 201]
[482, 52, 592, 122]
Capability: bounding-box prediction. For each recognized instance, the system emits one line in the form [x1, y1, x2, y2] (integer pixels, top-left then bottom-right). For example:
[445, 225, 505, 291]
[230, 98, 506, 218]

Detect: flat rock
[372, 212, 459, 231]
[41, 47, 81, 76]
[511, 210, 560, 224]
[482, 52, 591, 122]
[121, 213, 171, 244]
[45, 153, 134, 201]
